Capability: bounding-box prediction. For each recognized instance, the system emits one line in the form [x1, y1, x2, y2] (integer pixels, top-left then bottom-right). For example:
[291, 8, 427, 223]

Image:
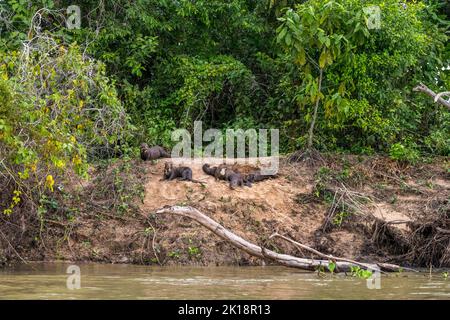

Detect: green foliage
[156, 55, 255, 129]
[332, 211, 351, 227]
[187, 246, 201, 257]
[187, 239, 202, 259]
[276, 0, 377, 149]
[389, 142, 420, 163]
[274, 0, 449, 154]
[168, 250, 181, 259]
[0, 34, 130, 215]
[350, 266, 373, 279]
[0, 0, 448, 168]
[327, 261, 336, 273]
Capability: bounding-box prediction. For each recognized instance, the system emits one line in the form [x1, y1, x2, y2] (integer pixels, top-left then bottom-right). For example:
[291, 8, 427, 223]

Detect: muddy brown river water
[0, 263, 449, 299]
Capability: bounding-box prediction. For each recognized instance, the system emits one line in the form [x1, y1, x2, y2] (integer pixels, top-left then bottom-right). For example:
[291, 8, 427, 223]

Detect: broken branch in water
[155, 205, 410, 273]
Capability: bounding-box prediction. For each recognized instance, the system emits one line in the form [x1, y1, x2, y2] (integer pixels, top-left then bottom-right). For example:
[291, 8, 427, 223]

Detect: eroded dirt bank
[1, 155, 449, 268]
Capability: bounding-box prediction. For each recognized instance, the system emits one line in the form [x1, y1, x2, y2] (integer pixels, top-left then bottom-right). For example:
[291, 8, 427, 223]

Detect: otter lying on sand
[163, 162, 203, 184]
[203, 163, 250, 189]
[245, 170, 276, 184]
[202, 163, 218, 176]
[140, 143, 171, 161]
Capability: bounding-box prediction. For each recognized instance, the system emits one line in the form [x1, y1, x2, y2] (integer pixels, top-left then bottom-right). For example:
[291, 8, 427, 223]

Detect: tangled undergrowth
[0, 159, 148, 266]
[294, 154, 450, 268]
[1, 154, 448, 269]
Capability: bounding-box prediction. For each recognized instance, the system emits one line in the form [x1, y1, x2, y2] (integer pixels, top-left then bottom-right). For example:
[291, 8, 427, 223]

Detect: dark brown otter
[162, 162, 203, 184]
[214, 164, 229, 181]
[203, 163, 255, 189]
[245, 170, 277, 185]
[208, 164, 250, 189]
[227, 170, 249, 189]
[140, 143, 171, 161]
[202, 163, 218, 176]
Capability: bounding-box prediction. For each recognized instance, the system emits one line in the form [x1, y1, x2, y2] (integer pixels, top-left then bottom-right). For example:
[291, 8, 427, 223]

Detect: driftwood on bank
[155, 205, 409, 273]
[270, 233, 377, 271]
[413, 83, 450, 110]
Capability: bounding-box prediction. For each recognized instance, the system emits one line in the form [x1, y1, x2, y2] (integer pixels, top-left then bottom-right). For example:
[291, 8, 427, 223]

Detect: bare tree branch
[413, 83, 450, 110]
[155, 205, 409, 272]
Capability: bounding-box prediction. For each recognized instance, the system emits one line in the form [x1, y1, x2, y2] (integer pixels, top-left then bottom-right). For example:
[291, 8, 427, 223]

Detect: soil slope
[1, 155, 448, 268]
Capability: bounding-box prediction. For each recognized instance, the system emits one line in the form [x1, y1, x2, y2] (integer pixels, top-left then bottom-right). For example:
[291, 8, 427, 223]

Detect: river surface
[0, 263, 449, 299]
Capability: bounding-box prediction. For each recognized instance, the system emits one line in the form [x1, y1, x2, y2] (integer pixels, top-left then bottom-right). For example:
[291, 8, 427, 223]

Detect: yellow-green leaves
[277, 26, 287, 43]
[45, 175, 55, 192]
[319, 49, 333, 69]
[296, 47, 306, 66]
[285, 32, 292, 46]
[319, 50, 327, 69]
[3, 190, 21, 216]
[0, 40, 129, 218]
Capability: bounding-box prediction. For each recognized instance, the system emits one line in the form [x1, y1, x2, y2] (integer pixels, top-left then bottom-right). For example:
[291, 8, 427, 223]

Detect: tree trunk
[155, 205, 409, 273]
[307, 68, 323, 149]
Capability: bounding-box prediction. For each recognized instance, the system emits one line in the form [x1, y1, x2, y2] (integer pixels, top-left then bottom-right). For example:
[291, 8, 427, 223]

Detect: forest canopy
[0, 1, 449, 214]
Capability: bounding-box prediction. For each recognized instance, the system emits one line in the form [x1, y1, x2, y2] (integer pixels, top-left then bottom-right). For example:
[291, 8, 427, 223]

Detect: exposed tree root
[407, 209, 450, 267]
[368, 198, 449, 268]
[288, 148, 325, 167]
[370, 218, 411, 256]
[155, 205, 409, 272]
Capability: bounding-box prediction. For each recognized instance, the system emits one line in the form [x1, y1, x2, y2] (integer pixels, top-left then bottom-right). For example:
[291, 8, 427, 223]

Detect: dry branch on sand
[155, 205, 409, 272]
[321, 183, 373, 232]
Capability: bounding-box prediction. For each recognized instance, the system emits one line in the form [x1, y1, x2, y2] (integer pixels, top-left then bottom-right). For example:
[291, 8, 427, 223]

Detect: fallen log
[269, 233, 377, 272]
[155, 205, 409, 272]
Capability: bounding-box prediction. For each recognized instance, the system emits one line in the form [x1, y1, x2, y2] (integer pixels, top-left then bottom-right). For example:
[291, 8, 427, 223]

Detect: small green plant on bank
[350, 266, 373, 279]
[389, 143, 420, 164]
[443, 272, 448, 279]
[389, 195, 398, 205]
[316, 265, 326, 277]
[168, 250, 181, 259]
[328, 261, 336, 274]
[143, 227, 153, 237]
[188, 246, 201, 258]
[187, 239, 201, 259]
[313, 167, 333, 198]
[333, 211, 351, 227]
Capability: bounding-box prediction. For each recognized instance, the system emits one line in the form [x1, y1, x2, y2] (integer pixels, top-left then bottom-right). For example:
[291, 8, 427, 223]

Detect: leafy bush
[155, 55, 256, 129]
[0, 0, 448, 158]
[275, 0, 449, 154]
[0, 34, 130, 215]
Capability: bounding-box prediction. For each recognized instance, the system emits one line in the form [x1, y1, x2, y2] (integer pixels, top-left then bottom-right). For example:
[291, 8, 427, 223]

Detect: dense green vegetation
[0, 0, 449, 214]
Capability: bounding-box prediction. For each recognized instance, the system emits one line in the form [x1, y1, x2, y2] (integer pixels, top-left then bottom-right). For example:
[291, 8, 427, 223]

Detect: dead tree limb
[155, 205, 409, 272]
[413, 83, 450, 110]
[269, 233, 376, 271]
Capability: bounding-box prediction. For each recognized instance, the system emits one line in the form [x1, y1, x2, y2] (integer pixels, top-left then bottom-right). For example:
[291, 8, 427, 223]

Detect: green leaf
[277, 27, 287, 43]
[285, 33, 292, 46]
[328, 262, 336, 273]
[296, 48, 306, 66]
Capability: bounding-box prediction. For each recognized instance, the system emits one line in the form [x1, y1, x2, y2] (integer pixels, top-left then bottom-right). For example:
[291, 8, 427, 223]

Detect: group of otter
[202, 163, 274, 189]
[140, 143, 276, 189]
